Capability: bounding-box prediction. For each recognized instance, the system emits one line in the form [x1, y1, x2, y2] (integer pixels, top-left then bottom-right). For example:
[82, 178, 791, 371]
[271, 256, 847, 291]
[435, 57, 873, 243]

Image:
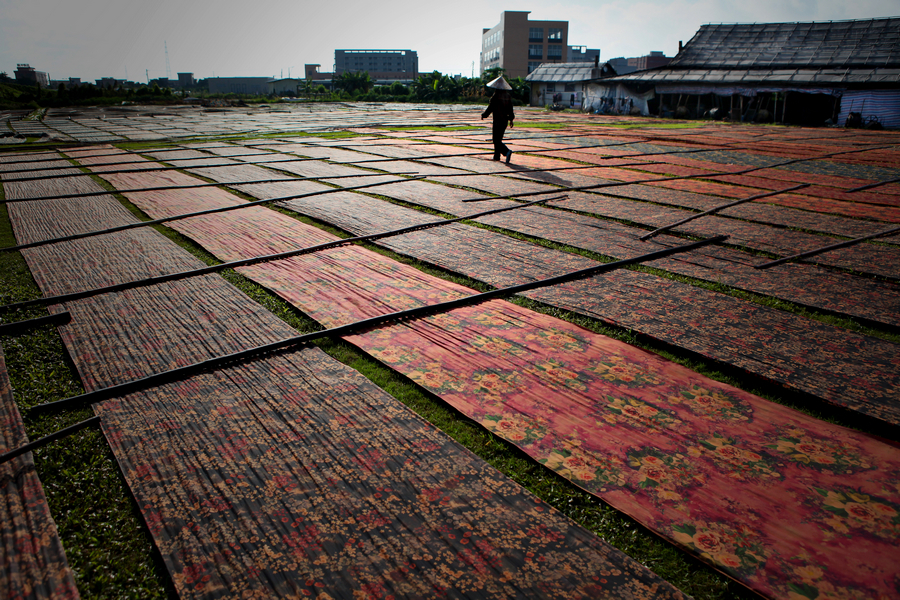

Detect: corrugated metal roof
[669, 18, 900, 70]
[525, 62, 615, 83]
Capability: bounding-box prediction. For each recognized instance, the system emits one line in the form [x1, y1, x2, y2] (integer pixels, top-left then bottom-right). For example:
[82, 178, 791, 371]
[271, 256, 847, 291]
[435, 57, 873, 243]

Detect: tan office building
[481, 11, 569, 79]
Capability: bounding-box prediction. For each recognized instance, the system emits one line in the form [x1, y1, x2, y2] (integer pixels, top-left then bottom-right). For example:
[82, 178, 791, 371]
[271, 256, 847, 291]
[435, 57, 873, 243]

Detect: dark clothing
[490, 120, 510, 159]
[482, 92, 515, 159]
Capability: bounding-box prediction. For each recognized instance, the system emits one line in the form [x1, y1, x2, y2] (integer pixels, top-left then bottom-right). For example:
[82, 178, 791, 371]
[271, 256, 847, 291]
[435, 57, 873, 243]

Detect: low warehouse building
[586, 17, 900, 127]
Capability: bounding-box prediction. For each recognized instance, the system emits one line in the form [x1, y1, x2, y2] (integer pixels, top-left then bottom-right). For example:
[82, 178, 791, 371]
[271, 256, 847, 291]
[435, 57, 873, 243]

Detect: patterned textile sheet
[174, 149, 900, 323]
[97, 349, 682, 599]
[270, 190, 900, 424]
[548, 192, 900, 279]
[561, 178, 900, 243]
[0, 348, 80, 600]
[325, 178, 900, 323]
[313, 149, 900, 276]
[478, 141, 900, 228]
[488, 201, 900, 318]
[88, 162, 900, 599]
[5, 149, 689, 598]
[636, 162, 899, 207]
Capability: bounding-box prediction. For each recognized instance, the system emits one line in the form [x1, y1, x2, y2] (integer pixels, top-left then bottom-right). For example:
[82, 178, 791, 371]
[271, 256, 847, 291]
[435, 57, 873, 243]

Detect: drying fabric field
[1, 103, 899, 600]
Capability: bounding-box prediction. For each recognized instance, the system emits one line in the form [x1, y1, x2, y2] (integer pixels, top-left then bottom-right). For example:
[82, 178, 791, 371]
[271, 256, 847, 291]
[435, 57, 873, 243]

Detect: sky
[1, 0, 897, 83]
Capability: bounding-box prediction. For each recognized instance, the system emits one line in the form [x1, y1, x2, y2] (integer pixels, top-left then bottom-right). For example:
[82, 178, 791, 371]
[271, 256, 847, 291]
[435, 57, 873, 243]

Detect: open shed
[586, 17, 900, 127]
[525, 60, 616, 108]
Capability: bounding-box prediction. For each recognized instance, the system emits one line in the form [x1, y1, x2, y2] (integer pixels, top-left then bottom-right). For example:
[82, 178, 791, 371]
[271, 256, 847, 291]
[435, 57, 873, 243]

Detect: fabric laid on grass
[93, 163, 900, 600]
[493, 199, 900, 313]
[0, 348, 80, 600]
[502, 158, 900, 244]
[4, 153, 688, 598]
[545, 191, 900, 280]
[99, 348, 682, 599]
[321, 178, 900, 325]
[333, 149, 900, 278]
[271, 189, 900, 425]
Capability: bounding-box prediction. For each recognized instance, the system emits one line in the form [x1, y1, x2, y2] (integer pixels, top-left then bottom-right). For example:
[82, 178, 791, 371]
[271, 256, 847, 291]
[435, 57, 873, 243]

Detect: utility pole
[165, 41, 171, 79]
[146, 69, 149, 84]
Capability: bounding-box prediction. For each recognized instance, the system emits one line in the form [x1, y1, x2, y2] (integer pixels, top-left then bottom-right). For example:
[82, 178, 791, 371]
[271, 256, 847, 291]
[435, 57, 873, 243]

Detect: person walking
[481, 76, 515, 163]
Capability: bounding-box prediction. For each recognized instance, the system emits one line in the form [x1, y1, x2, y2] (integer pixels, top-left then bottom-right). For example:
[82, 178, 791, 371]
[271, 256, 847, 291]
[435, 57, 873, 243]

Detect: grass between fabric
[1, 167, 749, 599]
[2, 135, 896, 599]
[0, 197, 175, 598]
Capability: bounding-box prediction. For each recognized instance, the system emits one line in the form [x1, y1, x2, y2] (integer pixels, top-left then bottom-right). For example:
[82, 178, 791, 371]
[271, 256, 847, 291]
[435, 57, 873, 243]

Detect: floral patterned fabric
[0, 348, 79, 600]
[87, 157, 900, 600]
[3, 150, 687, 599]
[162, 159, 900, 427]
[97, 350, 684, 599]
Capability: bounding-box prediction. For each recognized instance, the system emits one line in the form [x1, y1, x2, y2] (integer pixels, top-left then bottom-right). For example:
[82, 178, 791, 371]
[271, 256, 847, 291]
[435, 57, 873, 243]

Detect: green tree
[333, 71, 373, 94]
[481, 67, 506, 85]
[57, 82, 69, 104]
[411, 71, 460, 101]
[389, 81, 408, 96]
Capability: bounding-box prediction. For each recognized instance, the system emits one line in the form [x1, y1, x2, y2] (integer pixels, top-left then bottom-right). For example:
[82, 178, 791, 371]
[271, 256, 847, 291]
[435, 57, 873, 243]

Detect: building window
[529, 27, 544, 42]
[546, 83, 555, 93]
[484, 31, 501, 48]
[529, 45, 543, 59]
[548, 45, 562, 59]
[528, 62, 541, 74]
[564, 83, 575, 92]
[549, 28, 563, 41]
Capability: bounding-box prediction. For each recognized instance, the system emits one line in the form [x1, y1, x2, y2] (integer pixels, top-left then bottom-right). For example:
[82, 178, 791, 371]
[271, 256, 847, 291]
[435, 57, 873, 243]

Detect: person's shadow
[502, 163, 569, 186]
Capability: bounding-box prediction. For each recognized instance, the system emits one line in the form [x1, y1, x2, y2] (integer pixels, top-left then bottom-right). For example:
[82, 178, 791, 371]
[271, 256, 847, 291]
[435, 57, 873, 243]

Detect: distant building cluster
[477, 11, 671, 88]
[10, 10, 669, 97]
[14, 64, 49, 88]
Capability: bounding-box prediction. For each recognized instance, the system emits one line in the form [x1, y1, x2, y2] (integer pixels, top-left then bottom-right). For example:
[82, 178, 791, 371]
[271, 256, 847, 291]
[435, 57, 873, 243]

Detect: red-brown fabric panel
[176, 159, 900, 424]
[88, 159, 900, 600]
[0, 349, 79, 600]
[2, 150, 687, 598]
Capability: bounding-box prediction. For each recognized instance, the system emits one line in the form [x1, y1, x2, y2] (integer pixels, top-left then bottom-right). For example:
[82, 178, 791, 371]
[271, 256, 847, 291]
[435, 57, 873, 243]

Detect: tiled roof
[670, 18, 900, 70]
[602, 18, 900, 86]
[525, 62, 615, 83]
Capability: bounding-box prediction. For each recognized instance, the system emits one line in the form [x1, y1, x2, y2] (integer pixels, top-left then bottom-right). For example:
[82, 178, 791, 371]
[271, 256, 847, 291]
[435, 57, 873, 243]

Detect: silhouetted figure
[481, 76, 515, 163]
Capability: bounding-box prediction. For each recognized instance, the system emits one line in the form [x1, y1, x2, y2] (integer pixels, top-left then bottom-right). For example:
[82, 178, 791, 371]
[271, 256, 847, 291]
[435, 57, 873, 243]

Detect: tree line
[0, 68, 530, 109]
[326, 68, 529, 104]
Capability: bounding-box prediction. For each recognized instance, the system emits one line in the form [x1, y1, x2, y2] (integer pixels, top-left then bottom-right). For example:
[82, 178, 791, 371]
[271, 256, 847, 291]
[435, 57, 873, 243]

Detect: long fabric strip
[1, 155, 685, 598]
[178, 159, 900, 424]
[0, 348, 79, 600]
[78, 150, 900, 600]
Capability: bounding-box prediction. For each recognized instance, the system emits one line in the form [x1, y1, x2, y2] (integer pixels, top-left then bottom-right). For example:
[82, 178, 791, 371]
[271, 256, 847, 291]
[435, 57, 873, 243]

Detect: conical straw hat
[486, 76, 512, 90]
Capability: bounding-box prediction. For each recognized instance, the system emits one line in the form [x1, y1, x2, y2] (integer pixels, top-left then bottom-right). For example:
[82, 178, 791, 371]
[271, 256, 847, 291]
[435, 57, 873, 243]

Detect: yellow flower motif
[823, 491, 847, 509]
[672, 530, 693, 546]
[793, 565, 824, 582]
[848, 492, 870, 504]
[824, 516, 849, 534]
[473, 313, 512, 327]
[658, 490, 682, 501]
[775, 439, 796, 453]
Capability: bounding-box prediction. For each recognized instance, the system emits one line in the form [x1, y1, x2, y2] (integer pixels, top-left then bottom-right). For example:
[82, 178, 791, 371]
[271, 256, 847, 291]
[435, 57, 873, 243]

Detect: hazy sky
[1, 0, 896, 82]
